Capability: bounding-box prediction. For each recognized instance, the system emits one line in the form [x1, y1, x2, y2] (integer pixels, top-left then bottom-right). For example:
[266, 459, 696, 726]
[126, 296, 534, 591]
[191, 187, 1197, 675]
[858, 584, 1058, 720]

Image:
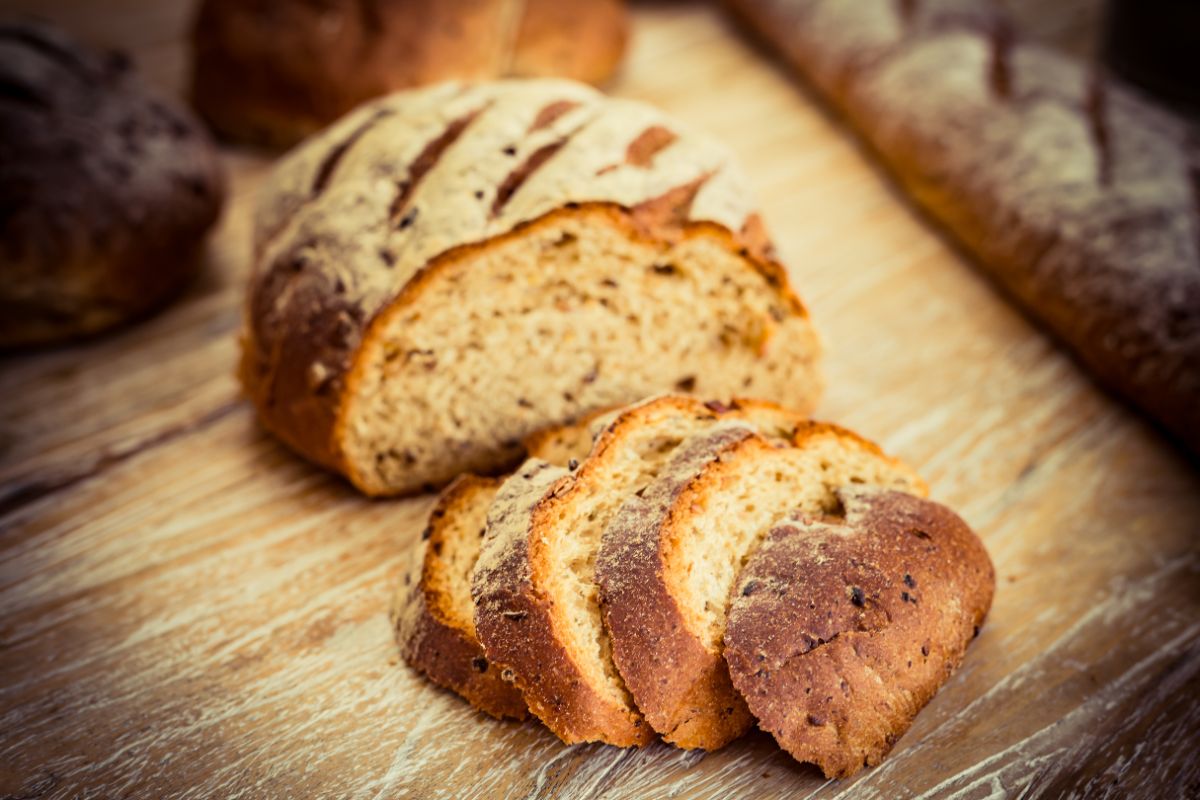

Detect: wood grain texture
[2, 1, 1198, 798]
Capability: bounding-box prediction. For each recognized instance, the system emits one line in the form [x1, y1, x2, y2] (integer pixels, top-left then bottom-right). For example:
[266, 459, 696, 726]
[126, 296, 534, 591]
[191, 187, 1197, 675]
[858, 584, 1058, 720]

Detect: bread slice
[724, 487, 995, 777]
[596, 422, 926, 749]
[470, 395, 810, 745]
[391, 475, 524, 718]
[391, 415, 600, 717]
[242, 79, 823, 497]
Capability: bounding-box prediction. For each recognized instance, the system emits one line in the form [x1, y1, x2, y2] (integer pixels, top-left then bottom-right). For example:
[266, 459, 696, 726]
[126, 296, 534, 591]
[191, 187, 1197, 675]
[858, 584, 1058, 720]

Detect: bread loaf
[395, 394, 993, 775]
[242, 80, 823, 497]
[596, 419, 925, 749]
[725, 487, 995, 777]
[726, 0, 1200, 453]
[470, 396, 814, 745]
[0, 21, 224, 347]
[190, 0, 628, 146]
[391, 416, 598, 718]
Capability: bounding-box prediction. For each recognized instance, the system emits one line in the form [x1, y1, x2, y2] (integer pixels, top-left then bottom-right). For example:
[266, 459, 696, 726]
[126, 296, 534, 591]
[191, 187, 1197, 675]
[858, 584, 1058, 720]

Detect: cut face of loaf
[595, 423, 926, 749]
[242, 79, 822, 496]
[470, 395, 812, 745]
[724, 487, 995, 778]
[391, 415, 598, 718]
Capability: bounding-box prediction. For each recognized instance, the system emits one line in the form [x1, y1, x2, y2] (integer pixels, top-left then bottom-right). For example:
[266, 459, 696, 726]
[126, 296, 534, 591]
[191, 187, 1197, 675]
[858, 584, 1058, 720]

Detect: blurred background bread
[728, 0, 1200, 453]
[189, 0, 629, 147]
[0, 19, 225, 348]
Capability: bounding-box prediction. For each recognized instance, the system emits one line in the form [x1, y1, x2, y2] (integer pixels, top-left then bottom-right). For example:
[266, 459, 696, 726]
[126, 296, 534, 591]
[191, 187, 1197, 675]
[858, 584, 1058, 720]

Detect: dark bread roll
[189, 0, 629, 147]
[724, 487, 995, 778]
[727, 0, 1200, 454]
[0, 21, 225, 348]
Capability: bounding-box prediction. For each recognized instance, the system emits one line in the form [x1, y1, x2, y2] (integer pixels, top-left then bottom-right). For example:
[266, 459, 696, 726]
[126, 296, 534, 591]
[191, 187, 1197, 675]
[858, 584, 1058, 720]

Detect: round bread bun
[188, 0, 629, 147]
[0, 21, 225, 348]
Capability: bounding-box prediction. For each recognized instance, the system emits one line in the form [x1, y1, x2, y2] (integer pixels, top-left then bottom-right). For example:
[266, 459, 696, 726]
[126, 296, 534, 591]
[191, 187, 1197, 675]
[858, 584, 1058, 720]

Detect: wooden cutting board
[2, 2, 1198, 798]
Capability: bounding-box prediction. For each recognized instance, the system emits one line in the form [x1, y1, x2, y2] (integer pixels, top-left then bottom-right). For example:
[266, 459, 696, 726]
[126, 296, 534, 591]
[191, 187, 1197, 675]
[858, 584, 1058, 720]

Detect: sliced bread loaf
[392, 415, 599, 717]
[596, 423, 926, 749]
[724, 487, 995, 778]
[242, 79, 823, 497]
[470, 395, 810, 745]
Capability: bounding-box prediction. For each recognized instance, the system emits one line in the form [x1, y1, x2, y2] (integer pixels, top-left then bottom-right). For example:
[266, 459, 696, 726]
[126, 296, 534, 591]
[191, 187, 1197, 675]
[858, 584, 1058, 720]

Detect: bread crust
[728, 0, 1200, 453]
[243, 81, 820, 496]
[394, 415, 601, 719]
[724, 487, 995, 778]
[0, 21, 224, 347]
[598, 419, 925, 749]
[470, 398, 716, 746]
[596, 426, 760, 749]
[242, 203, 806, 487]
[470, 459, 653, 744]
[190, 0, 628, 146]
[470, 395, 828, 746]
[392, 475, 527, 720]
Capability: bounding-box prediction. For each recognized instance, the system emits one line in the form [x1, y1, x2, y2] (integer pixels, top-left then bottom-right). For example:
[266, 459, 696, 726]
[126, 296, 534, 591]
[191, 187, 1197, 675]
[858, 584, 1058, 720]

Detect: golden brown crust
[724, 486, 995, 778]
[242, 81, 821, 496]
[597, 426, 760, 749]
[392, 475, 527, 720]
[471, 459, 655, 744]
[598, 417, 925, 750]
[472, 395, 837, 747]
[511, 0, 628, 86]
[0, 20, 224, 348]
[189, 0, 628, 147]
[727, 0, 1200, 453]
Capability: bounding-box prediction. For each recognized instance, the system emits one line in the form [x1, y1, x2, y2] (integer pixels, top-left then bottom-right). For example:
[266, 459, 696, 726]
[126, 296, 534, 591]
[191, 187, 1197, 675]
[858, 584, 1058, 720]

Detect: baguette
[727, 0, 1200, 453]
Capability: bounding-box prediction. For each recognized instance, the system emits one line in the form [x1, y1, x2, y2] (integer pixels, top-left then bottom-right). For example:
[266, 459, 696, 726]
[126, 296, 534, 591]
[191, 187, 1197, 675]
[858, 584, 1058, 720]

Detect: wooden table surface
[3, 2, 1199, 798]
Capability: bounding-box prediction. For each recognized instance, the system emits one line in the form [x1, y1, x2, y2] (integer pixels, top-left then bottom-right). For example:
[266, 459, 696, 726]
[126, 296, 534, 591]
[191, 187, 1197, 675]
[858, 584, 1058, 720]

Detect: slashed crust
[728, 0, 1200, 452]
[241, 80, 820, 496]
